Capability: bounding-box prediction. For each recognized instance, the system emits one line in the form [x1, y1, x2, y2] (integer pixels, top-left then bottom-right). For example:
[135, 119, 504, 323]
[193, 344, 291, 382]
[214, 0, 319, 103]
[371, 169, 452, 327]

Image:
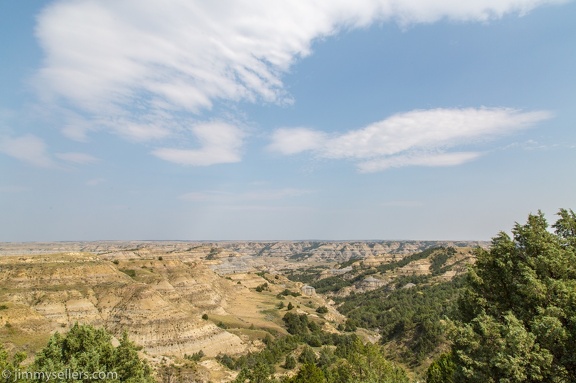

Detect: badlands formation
[0, 240, 484, 380]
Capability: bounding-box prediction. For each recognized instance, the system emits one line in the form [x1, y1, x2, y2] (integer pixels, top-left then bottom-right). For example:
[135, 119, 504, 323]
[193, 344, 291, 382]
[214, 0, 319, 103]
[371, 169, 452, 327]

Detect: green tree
[114, 332, 154, 383]
[426, 352, 455, 383]
[335, 340, 409, 383]
[298, 346, 316, 365]
[283, 355, 296, 370]
[0, 344, 26, 383]
[31, 323, 154, 383]
[233, 359, 274, 383]
[446, 210, 576, 382]
[290, 363, 326, 383]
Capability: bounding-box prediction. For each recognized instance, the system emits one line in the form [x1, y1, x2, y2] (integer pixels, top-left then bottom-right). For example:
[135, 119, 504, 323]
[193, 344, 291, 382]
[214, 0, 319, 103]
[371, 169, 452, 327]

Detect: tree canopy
[434, 209, 576, 382]
[2, 323, 154, 383]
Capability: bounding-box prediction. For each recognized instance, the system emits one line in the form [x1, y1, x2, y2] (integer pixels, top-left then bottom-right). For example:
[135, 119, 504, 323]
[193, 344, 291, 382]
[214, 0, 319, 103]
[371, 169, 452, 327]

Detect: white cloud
[269, 107, 552, 171]
[55, 152, 100, 164]
[358, 151, 483, 172]
[0, 134, 55, 168]
[152, 122, 244, 166]
[322, 108, 552, 158]
[267, 128, 328, 155]
[34, 0, 566, 162]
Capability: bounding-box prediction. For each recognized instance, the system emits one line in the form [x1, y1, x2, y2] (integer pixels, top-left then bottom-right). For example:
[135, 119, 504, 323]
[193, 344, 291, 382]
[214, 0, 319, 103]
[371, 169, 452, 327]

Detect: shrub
[315, 306, 329, 314]
[283, 355, 296, 369]
[185, 350, 204, 361]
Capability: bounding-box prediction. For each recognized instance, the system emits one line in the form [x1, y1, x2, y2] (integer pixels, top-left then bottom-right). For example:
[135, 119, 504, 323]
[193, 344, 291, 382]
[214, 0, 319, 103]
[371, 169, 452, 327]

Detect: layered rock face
[1, 240, 488, 261]
[211, 240, 485, 262]
[0, 254, 245, 357]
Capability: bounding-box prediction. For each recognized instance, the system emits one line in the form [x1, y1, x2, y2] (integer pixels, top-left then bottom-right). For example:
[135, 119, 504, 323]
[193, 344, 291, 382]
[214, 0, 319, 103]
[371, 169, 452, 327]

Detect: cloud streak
[0, 134, 55, 168]
[268, 107, 552, 171]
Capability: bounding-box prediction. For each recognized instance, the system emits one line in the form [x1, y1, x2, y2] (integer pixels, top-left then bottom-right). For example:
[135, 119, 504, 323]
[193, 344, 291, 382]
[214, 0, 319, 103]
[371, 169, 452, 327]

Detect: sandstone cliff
[0, 253, 246, 358]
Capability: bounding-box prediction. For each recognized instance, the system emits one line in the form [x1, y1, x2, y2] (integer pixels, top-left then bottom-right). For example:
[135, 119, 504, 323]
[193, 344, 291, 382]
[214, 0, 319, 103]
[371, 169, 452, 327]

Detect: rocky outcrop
[0, 254, 246, 358]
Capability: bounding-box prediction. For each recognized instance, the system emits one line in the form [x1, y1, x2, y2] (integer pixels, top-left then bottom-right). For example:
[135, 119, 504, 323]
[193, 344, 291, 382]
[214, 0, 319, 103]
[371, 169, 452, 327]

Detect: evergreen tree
[298, 346, 316, 365]
[443, 209, 576, 382]
[114, 332, 154, 383]
[0, 344, 26, 383]
[283, 355, 296, 370]
[426, 352, 455, 383]
[30, 324, 154, 383]
[290, 363, 326, 383]
[233, 359, 274, 383]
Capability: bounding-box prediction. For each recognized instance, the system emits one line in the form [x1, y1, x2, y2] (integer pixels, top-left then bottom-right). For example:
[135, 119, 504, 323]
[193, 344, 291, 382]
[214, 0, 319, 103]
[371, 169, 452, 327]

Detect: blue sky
[1, 0, 575, 241]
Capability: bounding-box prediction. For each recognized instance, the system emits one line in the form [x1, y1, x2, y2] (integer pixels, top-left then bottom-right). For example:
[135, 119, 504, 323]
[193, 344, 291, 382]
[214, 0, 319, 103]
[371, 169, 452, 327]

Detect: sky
[1, 0, 575, 242]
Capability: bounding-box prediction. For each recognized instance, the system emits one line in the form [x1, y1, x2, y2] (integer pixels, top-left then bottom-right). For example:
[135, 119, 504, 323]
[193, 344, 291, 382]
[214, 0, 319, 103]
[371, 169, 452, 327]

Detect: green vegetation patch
[1, 323, 154, 383]
[311, 276, 352, 294]
[120, 268, 136, 278]
[337, 275, 464, 364]
[430, 209, 576, 382]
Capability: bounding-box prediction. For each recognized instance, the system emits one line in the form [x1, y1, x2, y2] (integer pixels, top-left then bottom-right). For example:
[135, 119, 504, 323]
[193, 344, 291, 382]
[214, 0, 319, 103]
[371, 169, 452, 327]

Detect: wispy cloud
[33, 0, 565, 163]
[501, 139, 558, 151]
[359, 151, 483, 172]
[55, 152, 100, 164]
[152, 122, 244, 166]
[0, 134, 56, 168]
[268, 128, 328, 155]
[268, 107, 552, 171]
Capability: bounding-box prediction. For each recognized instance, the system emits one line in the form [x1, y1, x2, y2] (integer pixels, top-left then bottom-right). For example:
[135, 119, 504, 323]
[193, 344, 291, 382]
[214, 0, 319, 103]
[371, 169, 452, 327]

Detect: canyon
[0, 240, 485, 381]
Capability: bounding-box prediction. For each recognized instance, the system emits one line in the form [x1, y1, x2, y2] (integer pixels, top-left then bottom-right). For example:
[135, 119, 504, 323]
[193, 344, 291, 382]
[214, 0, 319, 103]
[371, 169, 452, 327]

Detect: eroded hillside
[0, 241, 483, 381]
[0, 253, 253, 359]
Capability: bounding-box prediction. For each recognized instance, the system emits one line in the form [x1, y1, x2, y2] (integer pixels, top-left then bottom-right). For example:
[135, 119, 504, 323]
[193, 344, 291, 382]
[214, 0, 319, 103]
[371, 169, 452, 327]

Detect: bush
[185, 350, 204, 361]
[315, 306, 328, 314]
[216, 353, 235, 370]
[283, 354, 296, 369]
